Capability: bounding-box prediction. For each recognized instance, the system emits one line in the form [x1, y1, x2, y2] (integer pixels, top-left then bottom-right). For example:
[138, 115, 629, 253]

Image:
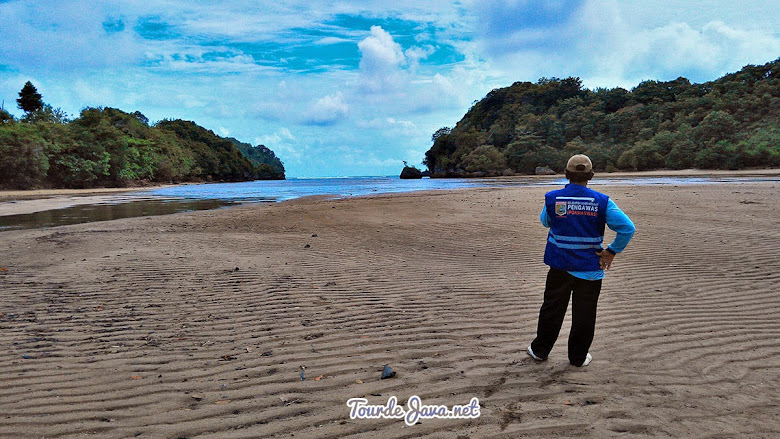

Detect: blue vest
[544, 184, 609, 271]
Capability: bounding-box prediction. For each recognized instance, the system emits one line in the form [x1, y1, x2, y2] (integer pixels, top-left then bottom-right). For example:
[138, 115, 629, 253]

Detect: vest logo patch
[555, 201, 567, 216]
[565, 201, 599, 216]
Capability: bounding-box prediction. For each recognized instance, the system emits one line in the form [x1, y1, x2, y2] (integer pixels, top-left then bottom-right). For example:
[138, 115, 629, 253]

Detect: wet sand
[2, 169, 779, 217]
[1, 182, 779, 438]
[0, 185, 180, 216]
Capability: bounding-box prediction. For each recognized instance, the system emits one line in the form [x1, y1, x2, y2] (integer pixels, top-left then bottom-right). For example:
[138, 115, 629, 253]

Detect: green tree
[595, 87, 630, 113]
[0, 123, 52, 188]
[664, 128, 697, 169]
[511, 145, 566, 174]
[737, 126, 780, 168]
[617, 140, 664, 170]
[459, 145, 506, 175]
[431, 126, 452, 142]
[504, 132, 543, 171]
[17, 81, 44, 114]
[584, 144, 618, 172]
[227, 137, 285, 179]
[695, 140, 739, 169]
[0, 99, 286, 188]
[156, 119, 255, 181]
[632, 80, 675, 104]
[423, 58, 780, 175]
[0, 107, 13, 123]
[20, 104, 70, 124]
[694, 110, 738, 147]
[132, 111, 149, 126]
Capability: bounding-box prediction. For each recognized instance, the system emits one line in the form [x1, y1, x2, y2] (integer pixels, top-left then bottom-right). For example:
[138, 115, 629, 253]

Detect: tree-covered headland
[424, 58, 780, 177]
[0, 83, 285, 189]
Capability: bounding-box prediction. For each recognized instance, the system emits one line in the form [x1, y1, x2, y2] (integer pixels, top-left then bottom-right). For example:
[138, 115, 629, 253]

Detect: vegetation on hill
[227, 137, 286, 180]
[0, 85, 285, 189]
[424, 58, 780, 177]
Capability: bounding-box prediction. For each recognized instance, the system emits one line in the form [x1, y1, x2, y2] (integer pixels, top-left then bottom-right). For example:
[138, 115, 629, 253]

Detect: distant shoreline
[3, 168, 779, 200]
[0, 184, 177, 202]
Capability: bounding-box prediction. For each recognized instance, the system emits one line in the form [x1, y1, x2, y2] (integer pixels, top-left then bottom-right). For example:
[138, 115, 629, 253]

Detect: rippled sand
[1, 182, 778, 438]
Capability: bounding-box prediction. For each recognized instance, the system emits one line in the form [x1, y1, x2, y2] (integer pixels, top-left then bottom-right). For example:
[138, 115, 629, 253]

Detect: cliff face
[424, 59, 780, 177]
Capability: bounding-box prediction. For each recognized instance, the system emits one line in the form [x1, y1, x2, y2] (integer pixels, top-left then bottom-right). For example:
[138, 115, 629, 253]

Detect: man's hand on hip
[595, 249, 615, 270]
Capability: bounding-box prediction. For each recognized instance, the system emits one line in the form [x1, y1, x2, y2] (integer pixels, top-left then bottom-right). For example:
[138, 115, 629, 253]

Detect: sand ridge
[0, 182, 779, 438]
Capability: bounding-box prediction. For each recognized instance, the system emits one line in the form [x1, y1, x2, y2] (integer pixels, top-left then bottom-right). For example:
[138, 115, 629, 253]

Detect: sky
[1, 1, 778, 177]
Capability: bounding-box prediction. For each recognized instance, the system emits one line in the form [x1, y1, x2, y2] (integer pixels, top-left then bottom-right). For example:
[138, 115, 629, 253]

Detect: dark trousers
[531, 268, 602, 366]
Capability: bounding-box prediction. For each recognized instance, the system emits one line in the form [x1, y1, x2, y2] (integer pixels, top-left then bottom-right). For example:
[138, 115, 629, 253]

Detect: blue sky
[1, 1, 778, 177]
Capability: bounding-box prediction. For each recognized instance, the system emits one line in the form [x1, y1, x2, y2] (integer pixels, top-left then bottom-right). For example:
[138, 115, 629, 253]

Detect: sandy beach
[1, 181, 779, 438]
[2, 169, 779, 217]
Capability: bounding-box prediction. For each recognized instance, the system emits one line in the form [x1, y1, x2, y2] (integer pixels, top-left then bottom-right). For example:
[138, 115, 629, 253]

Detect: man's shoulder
[547, 185, 609, 199]
[545, 187, 569, 200]
[584, 186, 609, 199]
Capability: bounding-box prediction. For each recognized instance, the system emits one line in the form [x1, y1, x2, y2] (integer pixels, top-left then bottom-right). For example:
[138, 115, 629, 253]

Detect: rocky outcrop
[400, 166, 424, 179]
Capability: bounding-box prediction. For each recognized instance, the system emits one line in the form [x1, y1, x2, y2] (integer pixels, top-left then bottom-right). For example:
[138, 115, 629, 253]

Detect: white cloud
[357, 117, 420, 136]
[314, 37, 352, 45]
[467, 0, 780, 88]
[0, 2, 143, 71]
[255, 128, 301, 162]
[404, 45, 435, 70]
[634, 20, 780, 78]
[386, 117, 416, 129]
[302, 92, 349, 125]
[357, 26, 407, 93]
[576, 1, 780, 86]
[174, 93, 205, 109]
[158, 53, 268, 74]
[367, 156, 405, 168]
[255, 127, 295, 145]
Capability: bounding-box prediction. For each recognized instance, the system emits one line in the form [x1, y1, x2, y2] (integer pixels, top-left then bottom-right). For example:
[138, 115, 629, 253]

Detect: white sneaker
[577, 353, 592, 367]
[527, 345, 545, 361]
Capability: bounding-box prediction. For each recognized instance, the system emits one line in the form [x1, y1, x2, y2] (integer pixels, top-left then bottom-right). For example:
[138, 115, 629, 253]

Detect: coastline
[0, 184, 183, 217]
[2, 169, 779, 218]
[0, 181, 778, 437]
[0, 184, 181, 202]
[2, 168, 778, 199]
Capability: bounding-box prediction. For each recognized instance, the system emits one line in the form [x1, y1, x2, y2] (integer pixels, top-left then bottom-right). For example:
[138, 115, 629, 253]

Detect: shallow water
[0, 198, 238, 231]
[138, 175, 780, 202]
[140, 176, 509, 202]
[1, 175, 777, 231]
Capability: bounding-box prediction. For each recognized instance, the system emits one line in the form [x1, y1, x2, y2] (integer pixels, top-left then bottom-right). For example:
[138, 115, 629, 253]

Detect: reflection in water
[141, 175, 780, 203]
[2, 175, 777, 232]
[0, 199, 241, 231]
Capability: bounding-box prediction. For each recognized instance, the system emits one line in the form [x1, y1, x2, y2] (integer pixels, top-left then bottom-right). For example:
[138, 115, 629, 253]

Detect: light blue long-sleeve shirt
[541, 198, 635, 280]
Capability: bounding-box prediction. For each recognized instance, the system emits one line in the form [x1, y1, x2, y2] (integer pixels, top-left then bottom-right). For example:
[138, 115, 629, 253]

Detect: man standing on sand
[527, 154, 635, 367]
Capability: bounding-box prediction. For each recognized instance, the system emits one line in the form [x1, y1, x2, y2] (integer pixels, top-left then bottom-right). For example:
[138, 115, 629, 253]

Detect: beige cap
[566, 154, 593, 172]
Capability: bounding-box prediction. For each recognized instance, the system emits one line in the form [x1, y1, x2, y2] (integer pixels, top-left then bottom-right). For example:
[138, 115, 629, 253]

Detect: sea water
[1, 175, 776, 231]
